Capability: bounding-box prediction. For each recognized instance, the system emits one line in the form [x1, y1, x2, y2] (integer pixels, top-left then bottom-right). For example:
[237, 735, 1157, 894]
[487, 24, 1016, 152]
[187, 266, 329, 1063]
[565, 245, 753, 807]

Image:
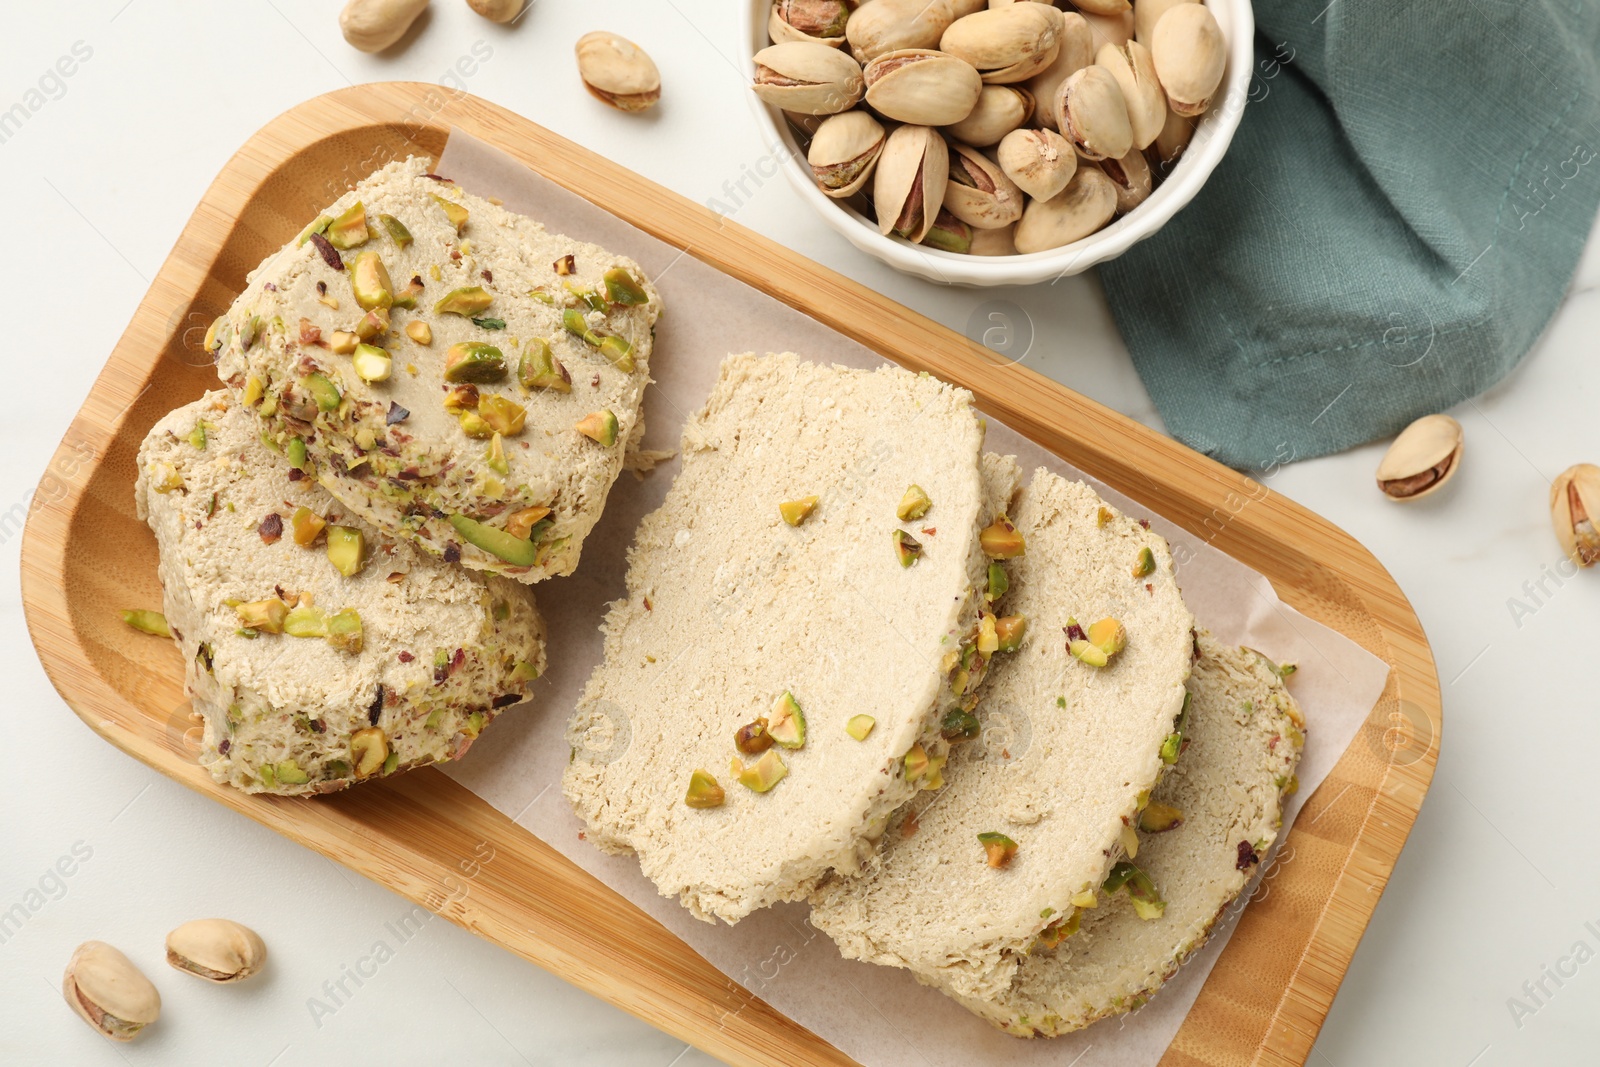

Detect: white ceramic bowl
[741, 0, 1254, 287]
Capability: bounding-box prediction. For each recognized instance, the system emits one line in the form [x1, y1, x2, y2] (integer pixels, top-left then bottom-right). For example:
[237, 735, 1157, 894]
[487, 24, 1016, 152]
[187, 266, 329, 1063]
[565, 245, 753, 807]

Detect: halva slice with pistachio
[563, 353, 1001, 924]
[808, 469, 1195, 1001]
[135, 391, 546, 796]
[212, 156, 662, 584]
[952, 630, 1306, 1036]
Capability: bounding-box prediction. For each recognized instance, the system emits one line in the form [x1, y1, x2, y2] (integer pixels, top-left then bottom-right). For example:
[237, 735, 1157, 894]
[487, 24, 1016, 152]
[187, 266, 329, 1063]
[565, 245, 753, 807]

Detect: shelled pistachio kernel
[684, 770, 726, 809]
[326, 525, 366, 577]
[352, 343, 392, 382]
[779, 495, 819, 526]
[896, 484, 932, 521]
[434, 286, 493, 317]
[1131, 545, 1155, 578]
[845, 714, 876, 740]
[478, 395, 527, 436]
[165, 919, 267, 984]
[329, 330, 359, 355]
[980, 516, 1025, 558]
[768, 691, 806, 748]
[941, 708, 980, 742]
[737, 749, 788, 792]
[978, 831, 1018, 869]
[735, 717, 774, 755]
[405, 321, 432, 345]
[432, 194, 468, 233]
[1120, 822, 1140, 858]
[519, 339, 571, 392]
[1087, 617, 1126, 656]
[283, 605, 327, 638]
[902, 742, 931, 780]
[986, 560, 1009, 601]
[349, 726, 389, 778]
[444, 342, 507, 384]
[236, 598, 289, 634]
[326, 608, 363, 653]
[575, 409, 619, 446]
[1070, 888, 1099, 909]
[122, 609, 171, 637]
[291, 506, 326, 546]
[995, 614, 1026, 651]
[893, 529, 923, 567]
[63, 940, 161, 1041]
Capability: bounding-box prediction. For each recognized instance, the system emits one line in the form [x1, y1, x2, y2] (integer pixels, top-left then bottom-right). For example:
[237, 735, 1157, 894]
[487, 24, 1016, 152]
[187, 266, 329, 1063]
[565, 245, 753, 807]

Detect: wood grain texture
[20, 83, 1440, 1067]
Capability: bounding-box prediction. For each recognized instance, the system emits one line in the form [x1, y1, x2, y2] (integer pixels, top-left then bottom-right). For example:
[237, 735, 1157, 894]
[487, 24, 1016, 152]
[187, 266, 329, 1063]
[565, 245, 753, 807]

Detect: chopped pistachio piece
[458, 411, 494, 439]
[1120, 823, 1140, 859]
[449, 513, 538, 567]
[485, 433, 510, 475]
[978, 831, 1018, 869]
[377, 212, 413, 249]
[325, 201, 369, 250]
[779, 495, 819, 526]
[1277, 774, 1299, 797]
[902, 742, 931, 781]
[121, 609, 171, 638]
[575, 409, 619, 447]
[734, 717, 773, 755]
[736, 749, 788, 793]
[1159, 691, 1191, 765]
[350, 251, 394, 311]
[326, 525, 366, 577]
[325, 608, 364, 653]
[241, 374, 266, 407]
[286, 437, 309, 471]
[434, 286, 493, 317]
[977, 614, 999, 654]
[844, 714, 876, 740]
[980, 516, 1026, 559]
[188, 422, 208, 450]
[1102, 860, 1166, 920]
[302, 373, 341, 413]
[431, 194, 468, 232]
[1138, 801, 1184, 833]
[503, 505, 552, 541]
[405, 320, 432, 345]
[1070, 889, 1099, 909]
[444, 342, 507, 384]
[685, 770, 726, 809]
[1132, 546, 1156, 578]
[995, 614, 1027, 652]
[1087, 617, 1126, 657]
[893, 529, 923, 567]
[896, 484, 932, 521]
[350, 726, 389, 778]
[1068, 638, 1108, 667]
[354, 307, 390, 341]
[561, 307, 595, 343]
[478, 394, 527, 436]
[986, 561, 1009, 601]
[1096, 505, 1113, 528]
[352, 343, 392, 382]
[297, 214, 333, 246]
[518, 339, 571, 392]
[603, 267, 649, 305]
[940, 708, 980, 742]
[236, 598, 289, 634]
[329, 331, 359, 355]
[768, 691, 806, 749]
[510, 660, 540, 684]
[597, 333, 635, 371]
[284, 605, 328, 638]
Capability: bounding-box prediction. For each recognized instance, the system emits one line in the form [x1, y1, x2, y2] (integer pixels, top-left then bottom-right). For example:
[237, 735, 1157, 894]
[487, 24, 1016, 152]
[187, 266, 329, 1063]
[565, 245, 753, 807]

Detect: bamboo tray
[22, 83, 1440, 1067]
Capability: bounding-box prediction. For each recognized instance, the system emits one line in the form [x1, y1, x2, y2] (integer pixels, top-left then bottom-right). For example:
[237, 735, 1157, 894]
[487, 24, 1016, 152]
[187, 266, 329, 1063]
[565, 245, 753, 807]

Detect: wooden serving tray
[22, 84, 1440, 1067]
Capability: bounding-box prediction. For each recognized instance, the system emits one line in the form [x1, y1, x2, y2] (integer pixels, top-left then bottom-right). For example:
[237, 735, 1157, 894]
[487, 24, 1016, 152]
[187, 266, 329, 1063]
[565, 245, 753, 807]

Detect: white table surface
[5, 3, 1597, 1065]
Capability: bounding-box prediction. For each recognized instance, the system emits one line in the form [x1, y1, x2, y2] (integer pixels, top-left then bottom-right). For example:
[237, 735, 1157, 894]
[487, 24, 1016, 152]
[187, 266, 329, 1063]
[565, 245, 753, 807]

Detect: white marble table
[4, 3, 1596, 1064]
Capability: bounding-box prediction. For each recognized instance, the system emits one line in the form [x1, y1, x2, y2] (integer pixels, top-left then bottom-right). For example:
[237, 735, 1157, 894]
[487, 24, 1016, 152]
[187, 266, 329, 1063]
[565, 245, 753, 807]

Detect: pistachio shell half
[768, 0, 851, 48]
[1025, 10, 1094, 130]
[997, 126, 1077, 200]
[941, 3, 1061, 84]
[1135, 0, 1196, 44]
[1551, 463, 1600, 567]
[1080, 6, 1134, 49]
[1100, 148, 1153, 213]
[1096, 39, 1166, 150]
[945, 84, 1035, 146]
[63, 941, 161, 1041]
[752, 41, 864, 115]
[166, 919, 268, 983]
[1150, 3, 1225, 117]
[863, 49, 984, 126]
[575, 32, 661, 112]
[966, 221, 1018, 256]
[1014, 166, 1117, 252]
[874, 124, 950, 243]
[943, 141, 1026, 229]
[808, 110, 887, 198]
[1375, 414, 1463, 501]
[1055, 63, 1133, 161]
[847, 0, 981, 64]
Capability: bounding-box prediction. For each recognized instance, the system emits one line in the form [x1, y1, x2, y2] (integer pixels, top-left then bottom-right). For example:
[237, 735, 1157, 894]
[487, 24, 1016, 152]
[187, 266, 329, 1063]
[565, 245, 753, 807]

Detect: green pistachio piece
[325, 608, 364, 653]
[449, 513, 538, 568]
[326, 202, 370, 250]
[509, 660, 540, 684]
[518, 339, 571, 392]
[485, 433, 510, 475]
[978, 831, 1018, 868]
[327, 526, 366, 577]
[303, 373, 342, 412]
[995, 614, 1027, 652]
[603, 267, 649, 306]
[768, 691, 806, 749]
[188, 422, 208, 450]
[121, 609, 171, 638]
[779, 496, 818, 526]
[350, 251, 394, 311]
[284, 605, 328, 638]
[352, 343, 392, 382]
[1132, 546, 1156, 578]
[236, 598, 289, 634]
[1102, 860, 1166, 919]
[1138, 801, 1184, 833]
[684, 770, 726, 809]
[377, 213, 413, 249]
[986, 561, 1009, 601]
[286, 437, 309, 471]
[736, 749, 788, 793]
[297, 214, 333, 246]
[444, 341, 507, 384]
[845, 714, 876, 740]
[597, 333, 635, 372]
[980, 516, 1026, 559]
[897, 484, 931, 521]
[478, 394, 526, 436]
[893, 529, 923, 567]
[575, 409, 619, 447]
[431, 194, 468, 233]
[941, 708, 980, 742]
[275, 759, 311, 785]
[434, 286, 494, 317]
[562, 308, 596, 343]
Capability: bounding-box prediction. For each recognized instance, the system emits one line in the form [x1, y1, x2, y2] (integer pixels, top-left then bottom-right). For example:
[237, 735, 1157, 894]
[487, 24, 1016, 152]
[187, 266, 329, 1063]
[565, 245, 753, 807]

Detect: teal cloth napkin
[1100, 0, 1600, 470]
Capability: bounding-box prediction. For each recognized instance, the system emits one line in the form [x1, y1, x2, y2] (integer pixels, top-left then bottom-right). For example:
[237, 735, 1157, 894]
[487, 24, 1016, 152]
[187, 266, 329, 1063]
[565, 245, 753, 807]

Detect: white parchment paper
[434, 130, 1390, 1066]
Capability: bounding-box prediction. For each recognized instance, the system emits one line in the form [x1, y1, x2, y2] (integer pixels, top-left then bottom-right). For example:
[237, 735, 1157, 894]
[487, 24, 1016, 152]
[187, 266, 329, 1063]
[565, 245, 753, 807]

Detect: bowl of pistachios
[742, 0, 1253, 287]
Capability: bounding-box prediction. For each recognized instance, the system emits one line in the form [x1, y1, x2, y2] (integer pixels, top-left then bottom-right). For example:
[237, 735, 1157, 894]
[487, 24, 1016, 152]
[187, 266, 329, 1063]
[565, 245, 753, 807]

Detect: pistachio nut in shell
[1056, 63, 1134, 160]
[1550, 463, 1600, 567]
[997, 126, 1077, 200]
[165, 919, 268, 983]
[924, 208, 975, 254]
[966, 221, 1018, 256]
[874, 124, 950, 242]
[1025, 11, 1094, 130]
[847, 0, 978, 63]
[1135, 0, 1196, 44]
[768, 0, 851, 47]
[1081, 7, 1134, 49]
[1075, 0, 1132, 12]
[1150, 3, 1225, 116]
[864, 49, 984, 126]
[576, 32, 661, 112]
[1014, 166, 1117, 252]
[945, 84, 1035, 146]
[1100, 148, 1153, 213]
[1096, 39, 1166, 149]
[1375, 414, 1463, 501]
[784, 109, 828, 138]
[1149, 107, 1195, 169]
[808, 110, 886, 198]
[752, 41, 864, 115]
[941, 3, 1062, 83]
[339, 0, 428, 54]
[63, 941, 161, 1041]
[943, 141, 1025, 228]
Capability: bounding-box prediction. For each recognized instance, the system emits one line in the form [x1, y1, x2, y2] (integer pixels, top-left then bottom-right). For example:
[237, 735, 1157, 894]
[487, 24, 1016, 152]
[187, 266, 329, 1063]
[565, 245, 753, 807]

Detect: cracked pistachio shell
[945, 84, 1035, 146]
[576, 32, 661, 112]
[165, 919, 268, 983]
[941, 3, 1062, 83]
[1150, 3, 1225, 116]
[1096, 39, 1166, 149]
[943, 141, 1025, 228]
[63, 941, 161, 1041]
[1551, 463, 1600, 567]
[768, 0, 851, 47]
[808, 110, 887, 197]
[1014, 166, 1117, 252]
[1135, 0, 1196, 44]
[847, 0, 983, 63]
[1081, 6, 1133, 49]
[1055, 63, 1133, 160]
[752, 41, 864, 115]
[966, 221, 1018, 256]
[1026, 10, 1094, 130]
[924, 208, 975, 253]
[1376, 414, 1463, 501]
[874, 124, 950, 243]
[864, 49, 984, 126]
[997, 127, 1077, 201]
[1100, 148, 1153, 213]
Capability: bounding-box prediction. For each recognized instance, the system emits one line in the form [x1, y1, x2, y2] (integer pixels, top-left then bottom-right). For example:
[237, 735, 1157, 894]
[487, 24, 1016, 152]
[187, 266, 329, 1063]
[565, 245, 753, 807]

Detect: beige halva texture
[563, 353, 1005, 924]
[136, 392, 546, 796]
[212, 156, 662, 584]
[809, 469, 1196, 1002]
[955, 630, 1306, 1036]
